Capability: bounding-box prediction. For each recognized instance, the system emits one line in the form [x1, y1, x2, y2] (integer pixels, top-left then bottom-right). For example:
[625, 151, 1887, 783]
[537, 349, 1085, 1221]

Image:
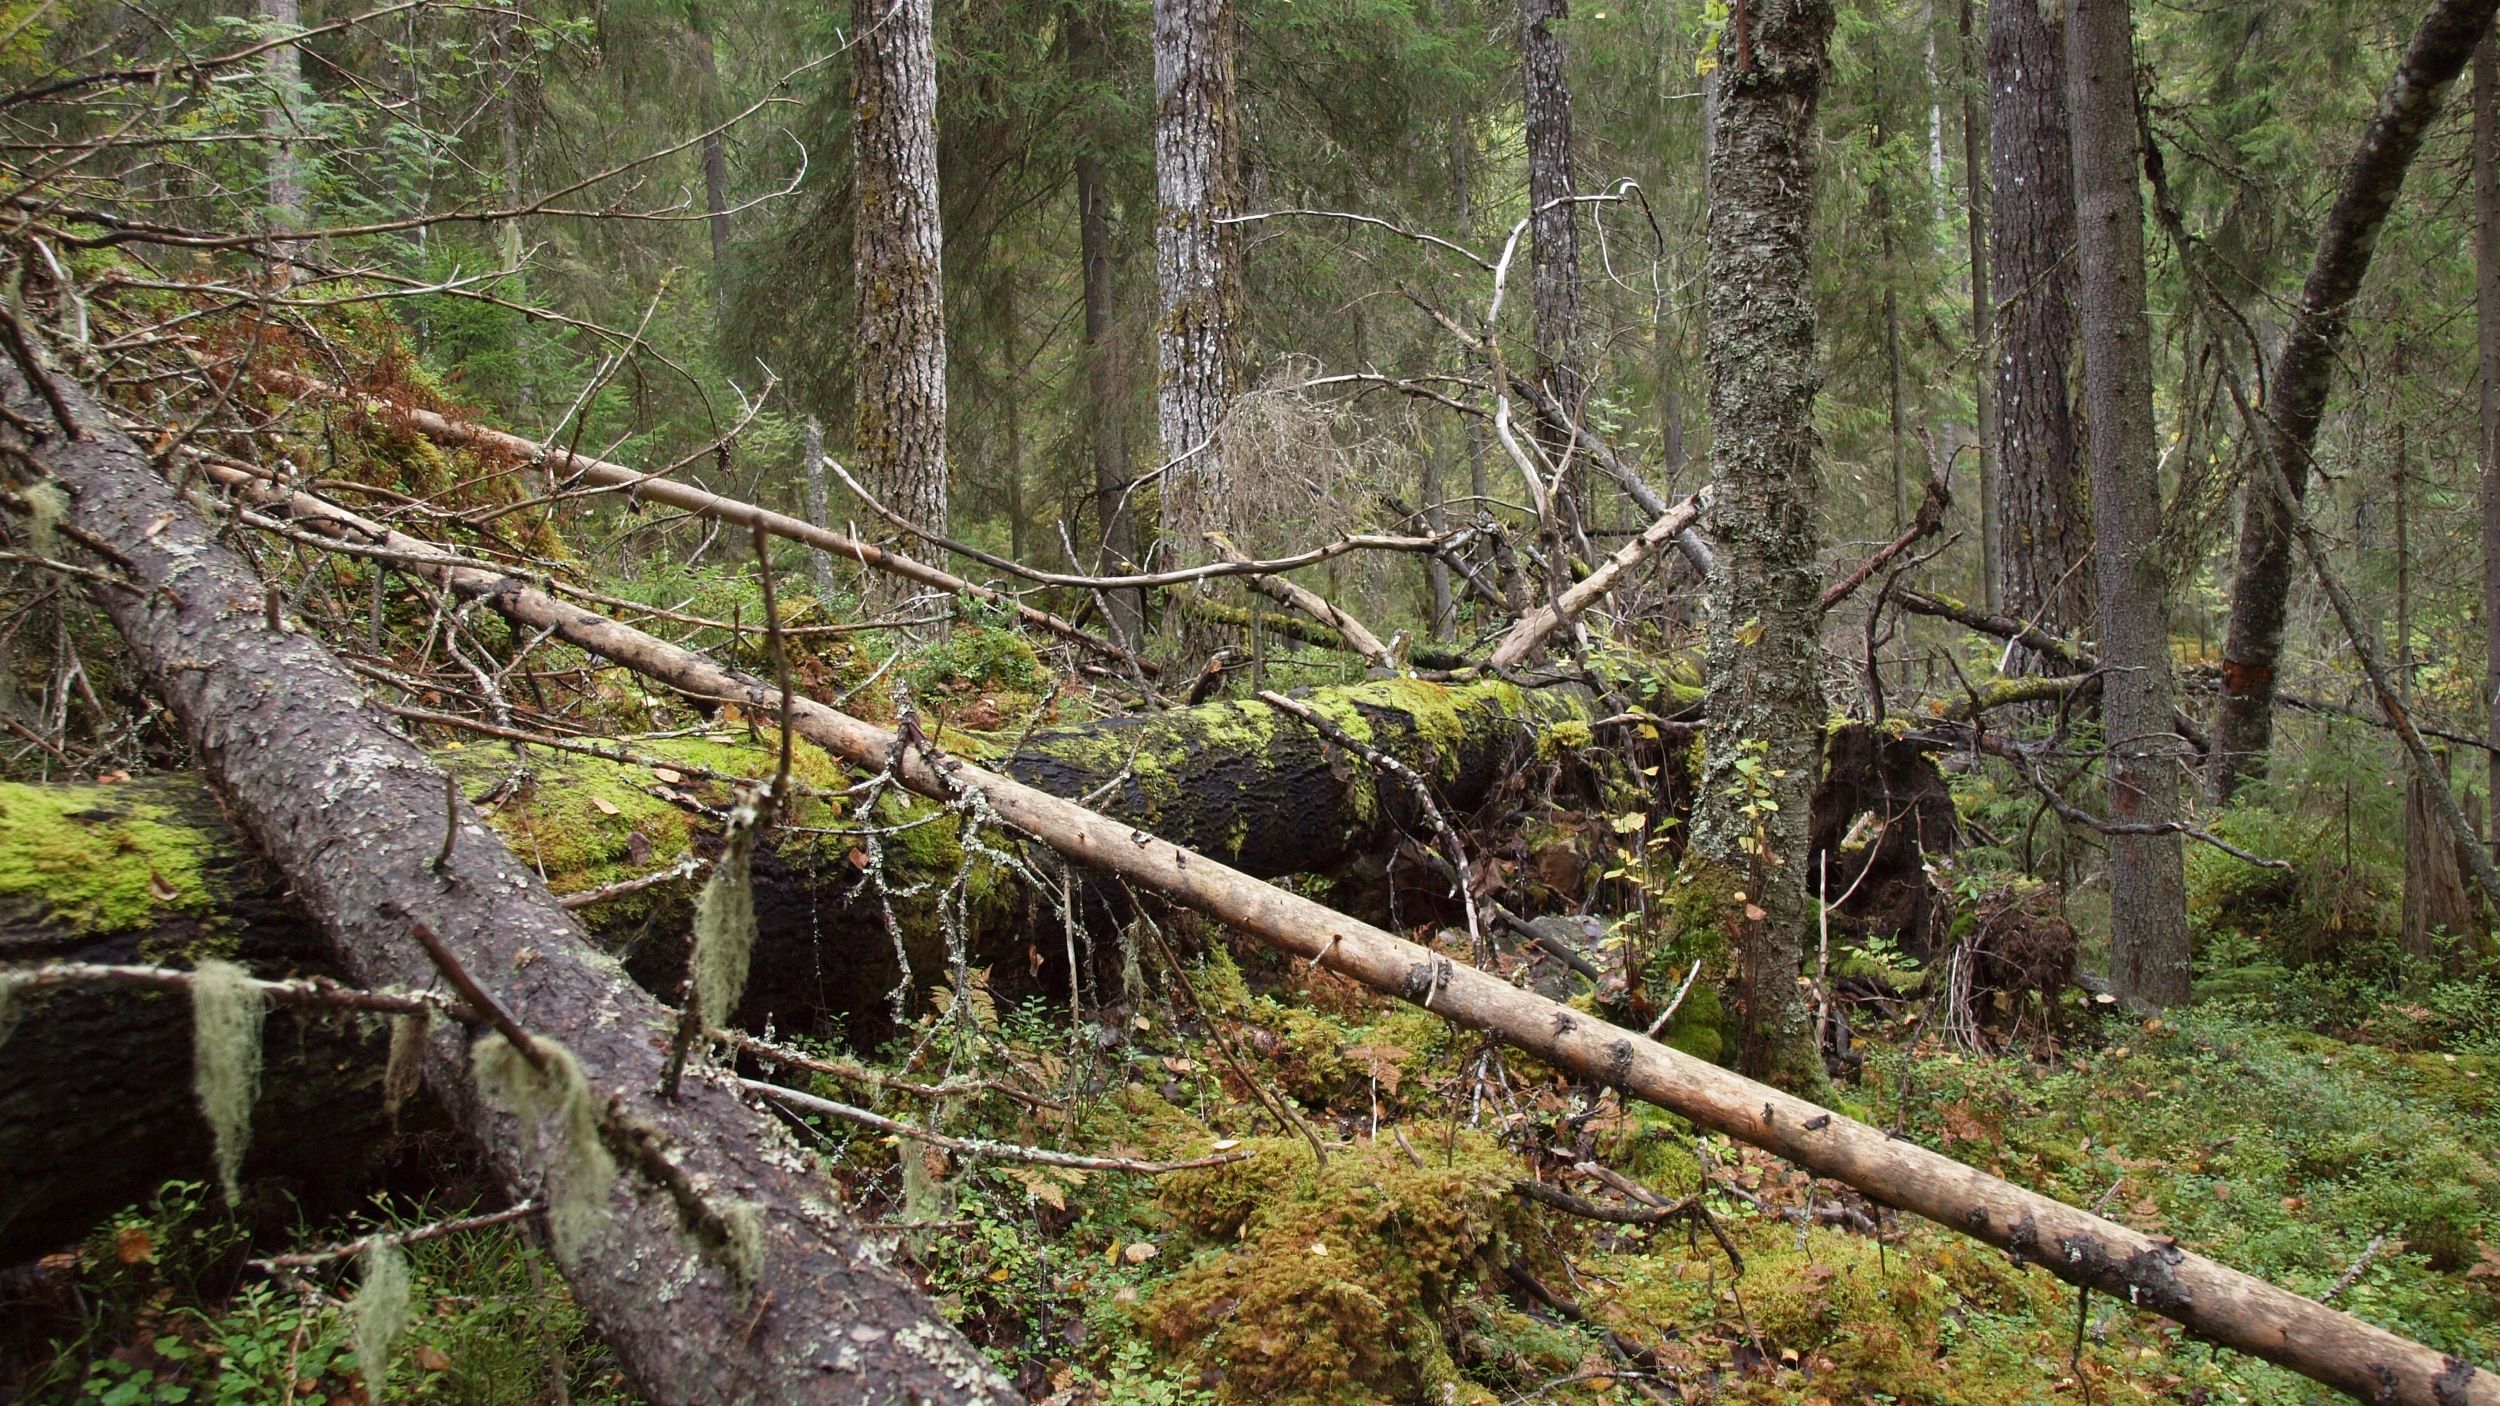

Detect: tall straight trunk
[1152, 0, 1242, 510]
[1074, 6, 1142, 641]
[851, 0, 949, 544]
[2067, 0, 2189, 1007]
[1959, 0, 2001, 611]
[1691, 0, 1837, 1092]
[493, 3, 524, 276]
[2208, 0, 2500, 800]
[1520, 0, 1586, 524]
[260, 0, 305, 243]
[2477, 33, 2499, 858]
[1987, 0, 2090, 659]
[695, 11, 733, 323]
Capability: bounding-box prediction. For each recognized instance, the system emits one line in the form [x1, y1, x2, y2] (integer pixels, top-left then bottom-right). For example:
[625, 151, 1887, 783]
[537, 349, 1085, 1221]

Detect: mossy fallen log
[0, 679, 1577, 1251]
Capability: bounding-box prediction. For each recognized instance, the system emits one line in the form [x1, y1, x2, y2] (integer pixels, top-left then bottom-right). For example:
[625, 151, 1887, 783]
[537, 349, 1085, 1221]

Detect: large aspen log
[222, 453, 2500, 1404]
[1, 361, 1014, 1404]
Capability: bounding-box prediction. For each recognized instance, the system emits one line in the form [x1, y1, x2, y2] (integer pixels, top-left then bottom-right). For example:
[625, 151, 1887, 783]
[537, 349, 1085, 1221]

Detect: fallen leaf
[591, 796, 621, 816]
[1122, 1242, 1158, 1265]
[651, 767, 686, 784]
[411, 1346, 452, 1372]
[114, 1226, 154, 1264]
[148, 871, 179, 904]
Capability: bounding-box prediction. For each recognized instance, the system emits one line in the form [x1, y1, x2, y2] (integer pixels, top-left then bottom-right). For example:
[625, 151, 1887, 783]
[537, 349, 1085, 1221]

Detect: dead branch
[1484, 494, 1701, 670]
[739, 1080, 1252, 1174]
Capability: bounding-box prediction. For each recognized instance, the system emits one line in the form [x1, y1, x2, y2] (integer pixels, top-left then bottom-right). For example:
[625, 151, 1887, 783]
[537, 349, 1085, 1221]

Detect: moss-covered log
[0, 679, 1575, 1249]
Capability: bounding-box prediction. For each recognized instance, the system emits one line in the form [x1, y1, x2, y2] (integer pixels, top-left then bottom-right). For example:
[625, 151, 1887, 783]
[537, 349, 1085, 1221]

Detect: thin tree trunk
[493, 2, 524, 277]
[1520, 0, 1586, 529]
[1987, 0, 2090, 660]
[1960, 0, 2001, 612]
[1692, 0, 1837, 1091]
[260, 0, 305, 251]
[1152, 0, 1242, 517]
[695, 11, 733, 325]
[3, 361, 1012, 1405]
[851, 0, 950, 546]
[2068, 0, 2189, 1007]
[2478, 32, 2500, 861]
[1076, 137, 1142, 638]
[2208, 0, 2500, 800]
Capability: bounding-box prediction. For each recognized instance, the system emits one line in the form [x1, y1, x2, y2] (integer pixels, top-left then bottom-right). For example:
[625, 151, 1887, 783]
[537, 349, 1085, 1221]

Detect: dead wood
[210, 441, 2500, 1404]
[2, 359, 1015, 1404]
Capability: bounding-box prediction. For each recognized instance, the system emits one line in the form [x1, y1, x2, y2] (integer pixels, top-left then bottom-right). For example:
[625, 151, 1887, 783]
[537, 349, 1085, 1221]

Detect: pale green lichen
[382, 1009, 429, 1127]
[21, 478, 67, 557]
[691, 797, 761, 1031]
[351, 1235, 413, 1400]
[191, 958, 266, 1206]
[471, 1035, 617, 1258]
[718, 1196, 768, 1286]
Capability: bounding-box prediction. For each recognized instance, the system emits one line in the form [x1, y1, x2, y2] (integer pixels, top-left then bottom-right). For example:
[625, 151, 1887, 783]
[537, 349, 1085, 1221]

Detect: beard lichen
[21, 478, 68, 558]
[471, 1034, 618, 1258]
[351, 1234, 413, 1400]
[382, 1008, 430, 1129]
[190, 957, 266, 1206]
[689, 792, 762, 1033]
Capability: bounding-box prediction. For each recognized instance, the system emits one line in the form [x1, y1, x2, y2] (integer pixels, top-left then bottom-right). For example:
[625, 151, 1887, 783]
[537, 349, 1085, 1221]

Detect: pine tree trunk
[1692, 0, 1837, 1092]
[1986, 0, 2090, 661]
[2208, 0, 2500, 800]
[851, 0, 950, 547]
[1520, 0, 1586, 528]
[2067, 0, 2190, 1007]
[1152, 0, 1243, 516]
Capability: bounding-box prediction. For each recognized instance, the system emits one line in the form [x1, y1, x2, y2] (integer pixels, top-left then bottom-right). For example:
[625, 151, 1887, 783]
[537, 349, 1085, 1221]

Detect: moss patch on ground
[0, 782, 220, 934]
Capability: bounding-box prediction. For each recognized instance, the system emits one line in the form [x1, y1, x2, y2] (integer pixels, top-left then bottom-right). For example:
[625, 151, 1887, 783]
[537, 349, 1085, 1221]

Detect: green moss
[0, 783, 219, 933]
[1147, 1132, 1527, 1405]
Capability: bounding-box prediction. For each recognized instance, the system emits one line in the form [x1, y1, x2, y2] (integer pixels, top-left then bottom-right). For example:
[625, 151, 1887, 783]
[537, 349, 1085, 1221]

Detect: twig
[2320, 1232, 2390, 1306]
[719, 1029, 1061, 1110]
[248, 1200, 544, 1272]
[737, 1079, 1253, 1174]
[1, 960, 470, 1021]
[407, 920, 545, 1070]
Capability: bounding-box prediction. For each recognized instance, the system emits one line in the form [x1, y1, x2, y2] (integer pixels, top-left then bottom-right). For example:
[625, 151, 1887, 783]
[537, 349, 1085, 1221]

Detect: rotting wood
[1207, 530, 1395, 669]
[3, 358, 1016, 1405]
[186, 407, 2500, 1406]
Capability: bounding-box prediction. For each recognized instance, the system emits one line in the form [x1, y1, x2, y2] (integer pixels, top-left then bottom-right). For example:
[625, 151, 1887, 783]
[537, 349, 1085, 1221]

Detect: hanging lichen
[689, 791, 761, 1032]
[471, 1034, 618, 1258]
[382, 1009, 429, 1129]
[190, 958, 266, 1206]
[351, 1234, 413, 1401]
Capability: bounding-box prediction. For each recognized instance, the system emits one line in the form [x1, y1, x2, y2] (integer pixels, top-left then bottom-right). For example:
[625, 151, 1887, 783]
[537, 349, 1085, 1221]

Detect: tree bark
[1520, 0, 1586, 528]
[1152, 0, 1243, 511]
[2208, 0, 2500, 800]
[2, 364, 1013, 1404]
[852, 0, 950, 545]
[2067, 0, 2190, 1007]
[260, 0, 305, 249]
[695, 9, 734, 325]
[1959, 0, 1999, 611]
[1691, 0, 1836, 1091]
[1986, 0, 2090, 659]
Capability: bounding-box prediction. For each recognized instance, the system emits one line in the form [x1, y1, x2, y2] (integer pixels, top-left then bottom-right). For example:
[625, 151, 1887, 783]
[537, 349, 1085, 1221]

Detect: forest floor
[6, 897, 2495, 1406]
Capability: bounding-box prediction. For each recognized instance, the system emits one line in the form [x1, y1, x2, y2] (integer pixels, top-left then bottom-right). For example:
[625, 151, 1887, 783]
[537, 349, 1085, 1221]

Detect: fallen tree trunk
[2, 360, 1014, 1403]
[249, 491, 2500, 1402]
[253, 368, 1146, 674]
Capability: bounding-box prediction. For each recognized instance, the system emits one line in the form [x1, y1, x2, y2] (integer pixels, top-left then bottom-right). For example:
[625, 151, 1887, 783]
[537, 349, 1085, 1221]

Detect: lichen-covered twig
[739, 1079, 1253, 1174]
